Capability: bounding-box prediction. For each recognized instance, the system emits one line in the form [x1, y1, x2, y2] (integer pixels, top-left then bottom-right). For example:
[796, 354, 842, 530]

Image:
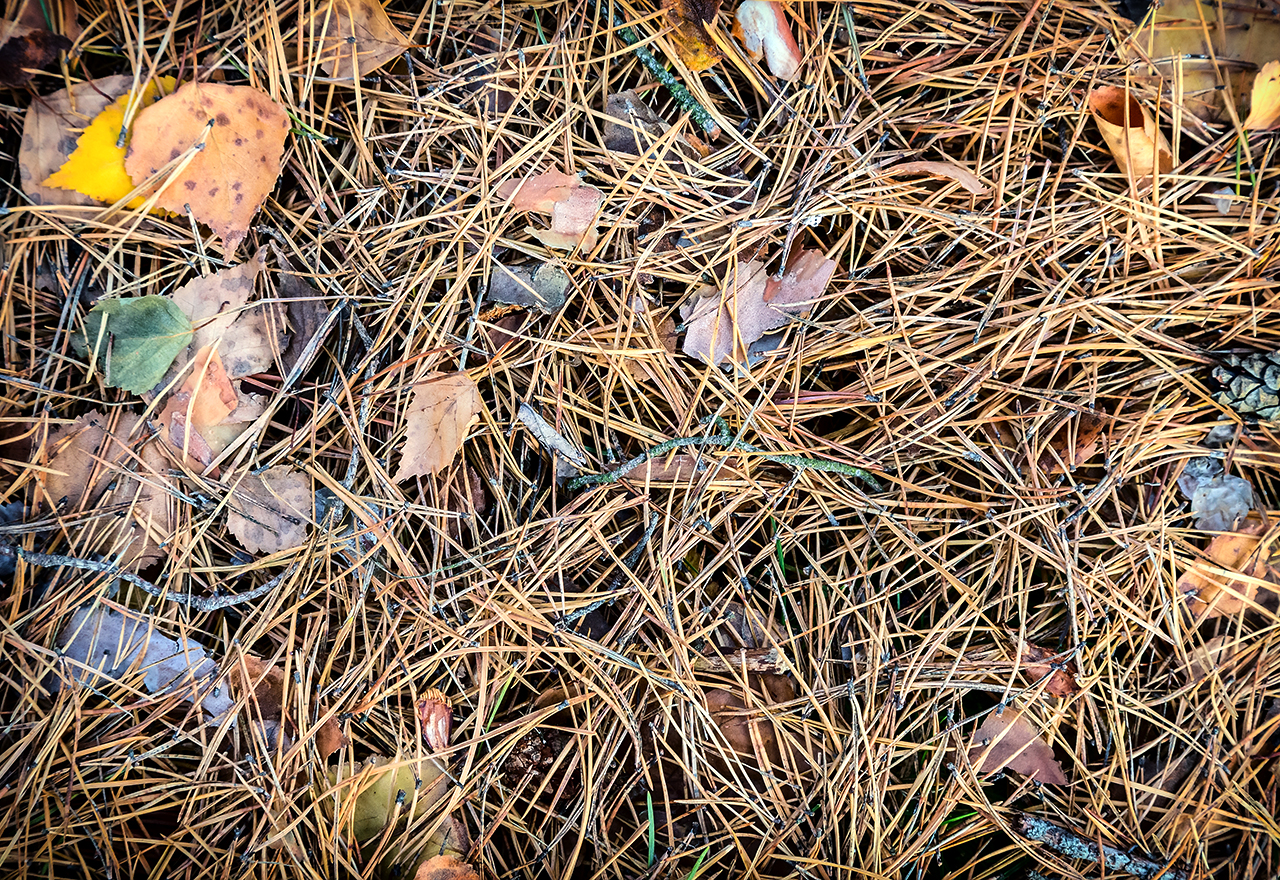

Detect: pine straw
[1, 0, 1279, 878]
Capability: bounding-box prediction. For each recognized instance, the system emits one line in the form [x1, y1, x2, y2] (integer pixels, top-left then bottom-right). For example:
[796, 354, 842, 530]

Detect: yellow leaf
[42, 76, 176, 206]
[1245, 59, 1280, 131]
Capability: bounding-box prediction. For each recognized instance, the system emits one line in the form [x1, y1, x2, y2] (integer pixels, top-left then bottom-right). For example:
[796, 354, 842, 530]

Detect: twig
[569, 416, 881, 490]
[1012, 814, 1188, 880]
[18, 549, 291, 613]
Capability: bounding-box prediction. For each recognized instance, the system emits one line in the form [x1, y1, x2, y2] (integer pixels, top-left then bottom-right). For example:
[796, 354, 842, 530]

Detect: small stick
[1012, 814, 1188, 880]
[18, 549, 291, 613]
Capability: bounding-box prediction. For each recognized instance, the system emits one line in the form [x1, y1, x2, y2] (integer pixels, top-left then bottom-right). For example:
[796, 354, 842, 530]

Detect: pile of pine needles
[1, 0, 1279, 878]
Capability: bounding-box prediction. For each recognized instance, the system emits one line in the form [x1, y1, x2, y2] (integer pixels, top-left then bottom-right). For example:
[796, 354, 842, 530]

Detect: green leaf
[83, 296, 193, 394]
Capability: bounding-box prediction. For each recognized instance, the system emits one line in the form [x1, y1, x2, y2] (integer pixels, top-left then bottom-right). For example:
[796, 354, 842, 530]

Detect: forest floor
[1, 0, 1279, 879]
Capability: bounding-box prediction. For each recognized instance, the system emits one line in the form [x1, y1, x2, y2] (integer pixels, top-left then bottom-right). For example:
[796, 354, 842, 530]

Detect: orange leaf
[968, 708, 1066, 784]
[1179, 515, 1276, 618]
[1020, 641, 1081, 698]
[1037, 412, 1107, 475]
[1088, 87, 1173, 179]
[733, 1, 802, 81]
[414, 855, 479, 880]
[662, 0, 724, 72]
[885, 160, 990, 195]
[124, 82, 289, 256]
[495, 171, 602, 251]
[303, 0, 409, 80]
[393, 372, 482, 481]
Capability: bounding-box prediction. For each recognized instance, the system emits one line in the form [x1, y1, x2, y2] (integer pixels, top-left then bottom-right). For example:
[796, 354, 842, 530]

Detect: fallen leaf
[105, 440, 177, 568]
[733, 1, 802, 81]
[124, 82, 290, 256]
[1127, 0, 1280, 122]
[1088, 86, 1173, 179]
[1245, 59, 1280, 130]
[1179, 515, 1276, 618]
[417, 689, 452, 751]
[1188, 472, 1255, 532]
[171, 251, 286, 379]
[1184, 636, 1241, 684]
[495, 171, 602, 251]
[156, 347, 237, 466]
[662, 0, 723, 71]
[394, 373, 482, 481]
[50, 604, 234, 720]
[884, 160, 990, 195]
[415, 855, 480, 880]
[81, 295, 195, 394]
[0, 20, 68, 87]
[200, 389, 267, 459]
[681, 249, 837, 366]
[18, 75, 134, 207]
[226, 465, 312, 554]
[1037, 412, 1107, 475]
[270, 244, 330, 376]
[325, 754, 452, 843]
[42, 77, 177, 206]
[228, 654, 347, 756]
[968, 708, 1066, 784]
[39, 410, 140, 511]
[604, 90, 675, 156]
[303, 0, 410, 80]
[1019, 642, 1081, 698]
[489, 261, 570, 313]
[704, 688, 786, 772]
[618, 453, 705, 482]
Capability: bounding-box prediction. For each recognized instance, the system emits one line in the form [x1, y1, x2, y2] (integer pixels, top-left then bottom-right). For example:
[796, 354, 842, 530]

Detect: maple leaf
[303, 0, 410, 80]
[227, 466, 312, 554]
[81, 295, 194, 394]
[968, 708, 1067, 784]
[19, 75, 134, 207]
[662, 0, 723, 72]
[680, 249, 837, 366]
[42, 77, 176, 206]
[124, 82, 290, 256]
[1088, 87, 1173, 179]
[394, 372, 482, 481]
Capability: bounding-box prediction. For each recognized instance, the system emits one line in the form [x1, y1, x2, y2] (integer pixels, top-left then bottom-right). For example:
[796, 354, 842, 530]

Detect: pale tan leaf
[227, 465, 312, 554]
[304, 0, 410, 80]
[393, 372, 482, 481]
[1245, 59, 1280, 130]
[733, 1, 801, 80]
[885, 160, 990, 195]
[495, 171, 602, 251]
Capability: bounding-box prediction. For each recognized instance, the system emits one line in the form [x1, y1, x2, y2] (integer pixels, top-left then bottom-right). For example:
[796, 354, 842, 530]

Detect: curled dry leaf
[124, 82, 290, 256]
[884, 160, 990, 196]
[415, 855, 480, 880]
[662, 0, 723, 72]
[1178, 515, 1277, 618]
[304, 0, 410, 80]
[394, 372, 483, 481]
[968, 708, 1066, 784]
[495, 171, 602, 251]
[417, 688, 452, 751]
[50, 604, 234, 720]
[226, 465, 312, 554]
[42, 77, 176, 206]
[1088, 87, 1173, 180]
[19, 75, 134, 207]
[605, 90, 676, 156]
[733, 1, 802, 81]
[1019, 641, 1081, 698]
[681, 249, 837, 366]
[1245, 59, 1280, 130]
[1183, 636, 1242, 684]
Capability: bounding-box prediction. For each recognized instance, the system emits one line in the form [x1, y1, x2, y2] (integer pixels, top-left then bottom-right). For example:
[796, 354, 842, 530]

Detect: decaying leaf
[42, 77, 176, 206]
[495, 171, 603, 251]
[680, 249, 837, 366]
[271, 243, 331, 376]
[704, 688, 786, 772]
[1188, 472, 1255, 532]
[156, 347, 237, 468]
[39, 410, 140, 511]
[617, 453, 705, 482]
[968, 708, 1066, 784]
[733, 1, 802, 81]
[1019, 641, 1081, 698]
[18, 76, 137, 206]
[0, 19, 69, 87]
[324, 754, 459, 847]
[81, 295, 195, 394]
[394, 372, 482, 481]
[1126, 0, 1280, 123]
[303, 0, 410, 80]
[488, 261, 570, 313]
[226, 466, 312, 554]
[884, 160, 990, 196]
[1245, 59, 1280, 130]
[415, 855, 480, 880]
[228, 654, 347, 757]
[124, 82, 290, 256]
[604, 90, 676, 156]
[662, 0, 723, 72]
[418, 689, 452, 752]
[1088, 87, 1173, 179]
[1179, 515, 1276, 618]
[170, 250, 286, 378]
[50, 604, 234, 720]
[1037, 411, 1107, 475]
[13, 0, 81, 38]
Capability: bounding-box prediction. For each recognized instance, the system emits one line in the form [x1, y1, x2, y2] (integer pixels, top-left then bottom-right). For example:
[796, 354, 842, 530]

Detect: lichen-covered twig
[569, 416, 881, 490]
[1012, 814, 1188, 880]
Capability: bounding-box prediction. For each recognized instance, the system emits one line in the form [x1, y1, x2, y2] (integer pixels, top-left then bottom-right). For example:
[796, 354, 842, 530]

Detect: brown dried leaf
[1020, 641, 1081, 698]
[495, 171, 602, 251]
[271, 244, 330, 376]
[604, 90, 673, 155]
[417, 688, 452, 751]
[393, 372, 482, 481]
[885, 160, 990, 195]
[39, 410, 138, 510]
[0, 21, 68, 87]
[303, 0, 409, 80]
[968, 708, 1066, 784]
[618, 453, 705, 482]
[705, 688, 785, 770]
[124, 83, 289, 256]
[681, 249, 837, 366]
[1179, 515, 1275, 618]
[170, 251, 286, 379]
[662, 0, 723, 72]
[227, 465, 312, 554]
[104, 440, 176, 569]
[19, 75, 135, 207]
[1088, 87, 1173, 179]
[414, 855, 480, 880]
[733, 1, 802, 80]
[14, 0, 80, 38]
[1037, 412, 1107, 475]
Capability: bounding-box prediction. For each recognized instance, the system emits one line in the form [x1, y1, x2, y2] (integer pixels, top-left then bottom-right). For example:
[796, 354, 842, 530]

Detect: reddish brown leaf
[1037, 412, 1107, 475]
[662, 0, 723, 72]
[968, 708, 1067, 784]
[1020, 641, 1081, 698]
[303, 0, 410, 80]
[414, 855, 479, 880]
[0, 21, 69, 87]
[733, 1, 801, 80]
[495, 171, 602, 251]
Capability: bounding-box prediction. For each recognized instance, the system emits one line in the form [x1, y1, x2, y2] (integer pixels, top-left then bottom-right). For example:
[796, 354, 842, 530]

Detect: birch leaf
[394, 373, 482, 481]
